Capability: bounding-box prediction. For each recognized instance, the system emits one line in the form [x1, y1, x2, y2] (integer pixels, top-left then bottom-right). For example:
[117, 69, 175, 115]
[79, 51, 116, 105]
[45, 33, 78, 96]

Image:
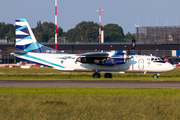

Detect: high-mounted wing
[81, 52, 109, 57]
[76, 51, 133, 66]
[76, 52, 109, 65]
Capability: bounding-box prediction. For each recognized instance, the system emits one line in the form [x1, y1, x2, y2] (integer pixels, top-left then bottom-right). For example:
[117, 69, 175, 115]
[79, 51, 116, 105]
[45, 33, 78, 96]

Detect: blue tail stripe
[25, 42, 43, 52]
[16, 25, 27, 32]
[15, 25, 22, 30]
[21, 27, 30, 35]
[15, 20, 21, 22]
[16, 18, 27, 22]
[15, 18, 65, 54]
[16, 35, 30, 39]
[16, 44, 31, 50]
[16, 36, 32, 43]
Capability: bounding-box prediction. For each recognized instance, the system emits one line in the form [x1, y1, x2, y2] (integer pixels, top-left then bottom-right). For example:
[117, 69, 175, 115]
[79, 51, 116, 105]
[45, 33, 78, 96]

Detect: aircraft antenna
[55, 0, 57, 50]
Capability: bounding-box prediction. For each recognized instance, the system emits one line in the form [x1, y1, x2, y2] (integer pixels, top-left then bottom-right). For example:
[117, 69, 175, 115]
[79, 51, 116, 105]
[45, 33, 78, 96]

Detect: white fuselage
[14, 52, 174, 73]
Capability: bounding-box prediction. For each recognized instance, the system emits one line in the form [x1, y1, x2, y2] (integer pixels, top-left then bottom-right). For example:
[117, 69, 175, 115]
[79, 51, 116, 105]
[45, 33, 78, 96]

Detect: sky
[1, 0, 180, 34]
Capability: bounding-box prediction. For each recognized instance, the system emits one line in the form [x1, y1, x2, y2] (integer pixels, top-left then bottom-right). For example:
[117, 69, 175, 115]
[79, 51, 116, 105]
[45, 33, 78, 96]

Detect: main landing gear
[93, 73, 101, 78]
[104, 73, 112, 78]
[93, 72, 112, 78]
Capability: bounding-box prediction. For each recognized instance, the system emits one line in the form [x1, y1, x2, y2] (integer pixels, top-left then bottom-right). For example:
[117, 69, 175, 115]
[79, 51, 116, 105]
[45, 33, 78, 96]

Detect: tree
[57, 27, 63, 37]
[103, 24, 125, 43]
[41, 22, 63, 43]
[0, 22, 7, 39]
[124, 32, 135, 42]
[0, 20, 134, 44]
[35, 21, 43, 43]
[65, 21, 99, 43]
[0, 23, 15, 42]
[5, 25, 15, 42]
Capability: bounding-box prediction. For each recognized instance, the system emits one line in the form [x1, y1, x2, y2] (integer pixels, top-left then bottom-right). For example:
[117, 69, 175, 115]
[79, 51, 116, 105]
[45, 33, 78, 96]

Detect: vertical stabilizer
[15, 18, 64, 54]
[15, 18, 42, 51]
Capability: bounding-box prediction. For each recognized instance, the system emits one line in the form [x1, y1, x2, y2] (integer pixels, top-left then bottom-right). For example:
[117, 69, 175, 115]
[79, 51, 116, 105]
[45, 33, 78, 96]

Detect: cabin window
[61, 60, 64, 64]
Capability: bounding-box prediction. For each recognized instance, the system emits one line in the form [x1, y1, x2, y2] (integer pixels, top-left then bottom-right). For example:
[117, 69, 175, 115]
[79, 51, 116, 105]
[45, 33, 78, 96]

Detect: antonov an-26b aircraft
[7, 18, 174, 78]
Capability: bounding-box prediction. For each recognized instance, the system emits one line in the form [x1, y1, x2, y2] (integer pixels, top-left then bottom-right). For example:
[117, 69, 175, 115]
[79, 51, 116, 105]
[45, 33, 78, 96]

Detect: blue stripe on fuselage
[15, 53, 65, 68]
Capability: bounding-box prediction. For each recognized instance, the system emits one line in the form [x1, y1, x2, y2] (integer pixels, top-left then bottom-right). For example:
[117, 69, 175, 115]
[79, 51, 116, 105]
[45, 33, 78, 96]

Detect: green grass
[0, 67, 180, 80]
[0, 87, 180, 119]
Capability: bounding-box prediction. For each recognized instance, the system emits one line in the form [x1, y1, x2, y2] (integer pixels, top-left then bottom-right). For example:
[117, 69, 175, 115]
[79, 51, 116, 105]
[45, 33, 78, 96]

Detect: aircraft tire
[104, 73, 112, 78]
[93, 73, 101, 78]
[153, 74, 158, 78]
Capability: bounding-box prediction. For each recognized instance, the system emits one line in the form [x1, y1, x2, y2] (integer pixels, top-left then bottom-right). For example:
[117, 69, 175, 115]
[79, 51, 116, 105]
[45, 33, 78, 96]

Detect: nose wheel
[153, 74, 159, 78]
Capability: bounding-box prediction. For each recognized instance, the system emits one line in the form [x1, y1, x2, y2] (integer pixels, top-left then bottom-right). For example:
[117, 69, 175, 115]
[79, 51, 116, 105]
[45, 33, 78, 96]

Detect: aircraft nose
[165, 62, 174, 72]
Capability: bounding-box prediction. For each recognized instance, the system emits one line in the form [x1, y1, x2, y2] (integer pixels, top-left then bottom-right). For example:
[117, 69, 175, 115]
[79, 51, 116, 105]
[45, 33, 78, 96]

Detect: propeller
[131, 39, 136, 51]
[125, 39, 136, 59]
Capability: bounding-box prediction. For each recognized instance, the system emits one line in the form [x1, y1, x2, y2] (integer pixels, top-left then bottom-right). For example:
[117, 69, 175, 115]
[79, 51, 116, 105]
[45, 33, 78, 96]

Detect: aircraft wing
[76, 52, 109, 65]
[77, 51, 132, 66]
[6, 47, 27, 54]
[81, 52, 109, 57]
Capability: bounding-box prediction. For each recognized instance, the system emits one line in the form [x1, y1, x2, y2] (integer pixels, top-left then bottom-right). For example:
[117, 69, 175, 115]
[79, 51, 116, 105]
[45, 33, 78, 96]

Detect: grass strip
[0, 87, 180, 119]
[0, 67, 180, 81]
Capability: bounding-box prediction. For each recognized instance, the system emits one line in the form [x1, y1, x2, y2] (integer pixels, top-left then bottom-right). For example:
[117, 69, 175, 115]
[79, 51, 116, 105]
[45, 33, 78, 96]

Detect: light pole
[96, 8, 104, 43]
[55, 0, 57, 50]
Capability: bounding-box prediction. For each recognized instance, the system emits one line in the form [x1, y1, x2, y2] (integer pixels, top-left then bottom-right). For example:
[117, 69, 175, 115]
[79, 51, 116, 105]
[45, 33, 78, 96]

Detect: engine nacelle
[76, 51, 132, 66]
[76, 57, 107, 65]
[104, 52, 132, 66]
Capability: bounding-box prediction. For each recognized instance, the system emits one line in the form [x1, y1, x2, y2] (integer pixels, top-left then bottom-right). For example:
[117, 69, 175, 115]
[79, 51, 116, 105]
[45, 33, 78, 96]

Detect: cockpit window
[151, 57, 165, 63]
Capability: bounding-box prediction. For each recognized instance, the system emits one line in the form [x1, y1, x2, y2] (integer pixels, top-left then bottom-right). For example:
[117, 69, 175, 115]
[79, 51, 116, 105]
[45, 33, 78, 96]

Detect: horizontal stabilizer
[6, 47, 27, 54]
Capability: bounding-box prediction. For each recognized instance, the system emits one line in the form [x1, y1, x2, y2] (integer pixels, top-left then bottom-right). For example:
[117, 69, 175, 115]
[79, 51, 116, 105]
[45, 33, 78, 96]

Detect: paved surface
[0, 80, 180, 88]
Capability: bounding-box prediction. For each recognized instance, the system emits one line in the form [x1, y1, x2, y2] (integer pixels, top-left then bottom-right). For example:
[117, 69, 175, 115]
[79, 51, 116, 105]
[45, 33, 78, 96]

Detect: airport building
[136, 26, 180, 44]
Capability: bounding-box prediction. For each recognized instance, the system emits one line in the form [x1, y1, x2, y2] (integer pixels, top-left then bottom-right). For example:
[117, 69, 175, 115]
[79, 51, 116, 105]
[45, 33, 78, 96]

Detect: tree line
[0, 21, 135, 43]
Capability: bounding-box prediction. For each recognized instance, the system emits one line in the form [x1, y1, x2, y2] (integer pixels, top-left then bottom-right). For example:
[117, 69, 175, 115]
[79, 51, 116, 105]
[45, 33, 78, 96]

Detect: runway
[0, 80, 180, 88]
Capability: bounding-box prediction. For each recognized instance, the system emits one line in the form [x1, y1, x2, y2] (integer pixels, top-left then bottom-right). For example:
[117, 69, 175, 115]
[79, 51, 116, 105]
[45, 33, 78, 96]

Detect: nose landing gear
[153, 74, 160, 78]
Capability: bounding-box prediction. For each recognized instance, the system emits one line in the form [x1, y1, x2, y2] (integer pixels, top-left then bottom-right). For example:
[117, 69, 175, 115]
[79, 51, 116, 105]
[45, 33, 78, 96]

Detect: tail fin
[15, 18, 64, 54]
